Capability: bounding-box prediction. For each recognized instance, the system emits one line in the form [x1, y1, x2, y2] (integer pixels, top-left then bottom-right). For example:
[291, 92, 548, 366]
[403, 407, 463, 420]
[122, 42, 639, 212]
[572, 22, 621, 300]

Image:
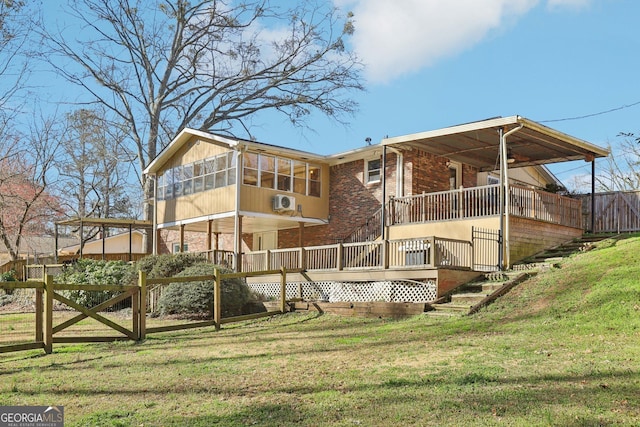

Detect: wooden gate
[472, 227, 501, 272]
[582, 191, 640, 233]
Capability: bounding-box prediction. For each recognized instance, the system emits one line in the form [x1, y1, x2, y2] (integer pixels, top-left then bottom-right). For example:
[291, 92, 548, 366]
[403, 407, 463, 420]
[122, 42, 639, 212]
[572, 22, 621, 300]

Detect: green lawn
[1, 235, 639, 426]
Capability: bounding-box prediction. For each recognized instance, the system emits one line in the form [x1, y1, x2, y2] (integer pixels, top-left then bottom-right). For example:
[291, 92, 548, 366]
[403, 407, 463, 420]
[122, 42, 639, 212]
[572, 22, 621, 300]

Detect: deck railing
[389, 184, 581, 228]
[241, 237, 473, 273]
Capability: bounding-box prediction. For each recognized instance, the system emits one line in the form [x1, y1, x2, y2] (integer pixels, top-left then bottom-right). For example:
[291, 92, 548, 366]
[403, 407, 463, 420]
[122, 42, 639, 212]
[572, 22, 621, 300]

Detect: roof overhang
[382, 116, 609, 172]
[143, 128, 328, 176]
[56, 217, 153, 229]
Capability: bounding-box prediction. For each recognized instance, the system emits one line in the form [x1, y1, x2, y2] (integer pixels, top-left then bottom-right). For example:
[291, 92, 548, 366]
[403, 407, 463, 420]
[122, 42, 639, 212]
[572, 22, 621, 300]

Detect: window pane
[309, 180, 321, 197]
[183, 164, 193, 180]
[193, 161, 203, 177]
[215, 154, 228, 171]
[205, 174, 215, 190]
[277, 158, 291, 191]
[228, 167, 236, 185]
[204, 158, 216, 174]
[183, 179, 193, 195]
[243, 152, 258, 186]
[260, 155, 275, 172]
[308, 164, 321, 196]
[215, 171, 227, 188]
[261, 171, 275, 189]
[194, 176, 204, 192]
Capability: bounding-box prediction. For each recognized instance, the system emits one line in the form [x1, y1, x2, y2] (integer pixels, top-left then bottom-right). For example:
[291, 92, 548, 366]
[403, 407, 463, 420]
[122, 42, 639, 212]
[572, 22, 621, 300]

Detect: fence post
[43, 275, 53, 354]
[213, 268, 221, 331]
[137, 271, 147, 340]
[280, 266, 287, 313]
[35, 286, 43, 343]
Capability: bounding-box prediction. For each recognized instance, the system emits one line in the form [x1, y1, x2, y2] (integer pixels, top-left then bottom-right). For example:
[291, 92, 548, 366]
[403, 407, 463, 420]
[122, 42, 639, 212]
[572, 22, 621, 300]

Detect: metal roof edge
[518, 118, 609, 158]
[382, 116, 521, 146]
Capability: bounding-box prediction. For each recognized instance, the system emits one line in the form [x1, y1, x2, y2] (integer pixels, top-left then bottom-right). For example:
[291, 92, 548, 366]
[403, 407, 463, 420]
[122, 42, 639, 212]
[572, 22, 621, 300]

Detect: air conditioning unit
[273, 194, 295, 212]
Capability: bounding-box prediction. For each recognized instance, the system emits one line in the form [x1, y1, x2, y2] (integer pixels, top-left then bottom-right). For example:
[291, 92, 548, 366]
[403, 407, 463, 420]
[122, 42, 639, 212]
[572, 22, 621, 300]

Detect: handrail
[389, 184, 581, 229]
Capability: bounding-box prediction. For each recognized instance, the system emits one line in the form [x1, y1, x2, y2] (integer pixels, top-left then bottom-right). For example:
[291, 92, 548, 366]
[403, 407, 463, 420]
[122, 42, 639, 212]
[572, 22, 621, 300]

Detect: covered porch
[382, 115, 609, 268]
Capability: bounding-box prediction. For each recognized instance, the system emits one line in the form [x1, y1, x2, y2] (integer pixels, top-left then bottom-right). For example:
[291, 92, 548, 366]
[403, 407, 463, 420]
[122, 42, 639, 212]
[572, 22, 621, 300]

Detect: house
[143, 116, 608, 302]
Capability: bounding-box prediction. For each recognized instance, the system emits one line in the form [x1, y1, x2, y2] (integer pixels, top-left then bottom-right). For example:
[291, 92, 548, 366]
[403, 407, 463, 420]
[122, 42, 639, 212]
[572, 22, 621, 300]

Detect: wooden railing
[389, 184, 581, 229]
[340, 208, 384, 243]
[241, 237, 473, 273]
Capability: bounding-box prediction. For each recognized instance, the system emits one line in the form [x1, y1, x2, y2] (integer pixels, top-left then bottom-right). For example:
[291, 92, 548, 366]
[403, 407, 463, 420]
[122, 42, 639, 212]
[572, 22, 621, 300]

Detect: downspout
[386, 146, 404, 197]
[500, 123, 524, 270]
[150, 174, 158, 255]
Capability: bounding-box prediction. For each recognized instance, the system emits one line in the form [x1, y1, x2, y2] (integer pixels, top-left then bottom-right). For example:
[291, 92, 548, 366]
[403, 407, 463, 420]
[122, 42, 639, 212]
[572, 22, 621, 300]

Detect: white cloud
[335, 0, 590, 84]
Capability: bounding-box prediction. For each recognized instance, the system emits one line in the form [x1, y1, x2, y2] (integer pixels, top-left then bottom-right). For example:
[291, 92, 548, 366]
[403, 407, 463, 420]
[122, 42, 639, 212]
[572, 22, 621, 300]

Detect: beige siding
[239, 163, 330, 219]
[388, 217, 501, 242]
[158, 186, 235, 224]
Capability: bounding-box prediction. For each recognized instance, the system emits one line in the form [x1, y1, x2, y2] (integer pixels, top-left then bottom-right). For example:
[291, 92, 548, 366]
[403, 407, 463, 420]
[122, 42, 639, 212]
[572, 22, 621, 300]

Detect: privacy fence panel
[581, 191, 640, 233]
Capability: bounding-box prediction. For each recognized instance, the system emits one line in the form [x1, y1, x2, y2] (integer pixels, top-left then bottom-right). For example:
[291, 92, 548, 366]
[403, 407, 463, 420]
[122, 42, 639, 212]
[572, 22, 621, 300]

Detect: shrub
[157, 263, 250, 318]
[0, 270, 17, 282]
[125, 253, 207, 283]
[57, 259, 133, 309]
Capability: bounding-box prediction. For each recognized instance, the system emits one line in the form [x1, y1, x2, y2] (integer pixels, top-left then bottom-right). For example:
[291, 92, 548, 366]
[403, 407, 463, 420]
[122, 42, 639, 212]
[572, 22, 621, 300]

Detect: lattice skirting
[248, 280, 437, 303]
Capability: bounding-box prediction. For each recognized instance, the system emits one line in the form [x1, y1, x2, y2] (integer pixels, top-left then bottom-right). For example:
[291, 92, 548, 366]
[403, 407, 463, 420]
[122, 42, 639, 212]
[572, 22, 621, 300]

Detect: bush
[157, 263, 250, 318]
[0, 270, 17, 282]
[57, 259, 133, 309]
[125, 253, 207, 284]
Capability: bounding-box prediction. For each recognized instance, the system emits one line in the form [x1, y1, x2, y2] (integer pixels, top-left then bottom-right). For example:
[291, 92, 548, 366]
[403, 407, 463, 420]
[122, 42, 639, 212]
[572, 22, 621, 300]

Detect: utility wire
[539, 100, 640, 123]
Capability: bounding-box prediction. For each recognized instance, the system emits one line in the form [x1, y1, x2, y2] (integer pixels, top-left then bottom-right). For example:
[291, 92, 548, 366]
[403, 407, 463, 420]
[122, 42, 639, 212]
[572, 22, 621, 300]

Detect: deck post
[337, 244, 344, 271]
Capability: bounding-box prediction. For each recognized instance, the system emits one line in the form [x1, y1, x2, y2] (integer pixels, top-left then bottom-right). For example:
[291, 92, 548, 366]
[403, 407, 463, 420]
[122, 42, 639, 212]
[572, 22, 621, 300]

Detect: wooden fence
[0, 268, 288, 355]
[579, 190, 640, 233]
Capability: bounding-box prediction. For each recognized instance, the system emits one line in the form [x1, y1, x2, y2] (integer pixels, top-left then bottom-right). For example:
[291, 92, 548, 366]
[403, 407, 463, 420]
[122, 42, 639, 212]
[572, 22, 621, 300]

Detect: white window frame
[365, 157, 382, 184]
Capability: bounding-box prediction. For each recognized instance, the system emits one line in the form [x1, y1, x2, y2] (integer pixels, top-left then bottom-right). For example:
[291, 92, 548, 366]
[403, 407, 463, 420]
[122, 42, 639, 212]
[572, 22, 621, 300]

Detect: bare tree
[0, 115, 62, 260]
[59, 108, 138, 221]
[42, 0, 364, 234]
[596, 133, 640, 192]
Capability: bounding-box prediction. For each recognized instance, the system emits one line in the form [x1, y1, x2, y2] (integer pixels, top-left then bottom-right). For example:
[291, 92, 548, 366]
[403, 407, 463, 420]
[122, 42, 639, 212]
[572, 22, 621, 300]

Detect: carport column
[499, 124, 523, 270]
[207, 219, 213, 262]
[235, 215, 243, 272]
[591, 158, 596, 233]
[499, 127, 509, 270]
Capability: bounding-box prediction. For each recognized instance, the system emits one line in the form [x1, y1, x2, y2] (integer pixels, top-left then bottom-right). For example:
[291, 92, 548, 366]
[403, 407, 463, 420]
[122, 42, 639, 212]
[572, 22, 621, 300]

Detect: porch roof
[382, 116, 609, 172]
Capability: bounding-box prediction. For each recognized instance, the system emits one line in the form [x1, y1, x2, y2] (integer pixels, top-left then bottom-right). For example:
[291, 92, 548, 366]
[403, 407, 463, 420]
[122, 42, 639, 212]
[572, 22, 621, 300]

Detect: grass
[1, 234, 639, 426]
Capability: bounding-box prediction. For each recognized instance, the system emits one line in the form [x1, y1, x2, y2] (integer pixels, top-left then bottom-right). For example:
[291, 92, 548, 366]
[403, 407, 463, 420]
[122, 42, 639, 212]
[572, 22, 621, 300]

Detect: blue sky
[252, 0, 640, 189]
[35, 0, 639, 190]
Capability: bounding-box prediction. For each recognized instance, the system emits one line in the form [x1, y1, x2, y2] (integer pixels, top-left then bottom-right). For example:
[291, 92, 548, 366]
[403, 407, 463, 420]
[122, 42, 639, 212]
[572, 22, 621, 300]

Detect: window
[242, 152, 321, 197]
[172, 243, 188, 253]
[259, 155, 275, 189]
[157, 151, 237, 200]
[293, 161, 307, 195]
[366, 158, 381, 183]
[308, 165, 321, 197]
[277, 158, 292, 191]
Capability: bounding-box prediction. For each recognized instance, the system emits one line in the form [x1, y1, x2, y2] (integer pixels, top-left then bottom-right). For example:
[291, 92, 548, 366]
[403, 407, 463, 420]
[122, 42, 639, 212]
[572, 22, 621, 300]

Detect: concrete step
[451, 293, 491, 305]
